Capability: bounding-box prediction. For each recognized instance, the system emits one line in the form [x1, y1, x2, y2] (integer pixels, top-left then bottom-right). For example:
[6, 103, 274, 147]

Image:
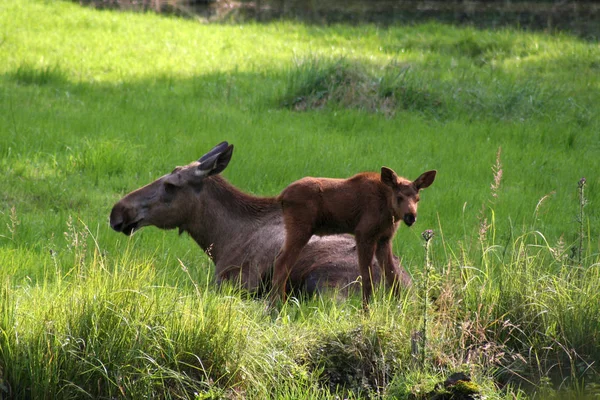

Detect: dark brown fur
[109, 142, 413, 296]
[273, 167, 436, 307]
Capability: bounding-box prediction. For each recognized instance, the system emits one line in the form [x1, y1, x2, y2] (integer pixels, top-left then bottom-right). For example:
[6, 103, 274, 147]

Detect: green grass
[0, 0, 599, 398]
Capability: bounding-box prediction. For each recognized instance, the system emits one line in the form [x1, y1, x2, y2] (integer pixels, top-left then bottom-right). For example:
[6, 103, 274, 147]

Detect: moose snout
[110, 202, 143, 236]
[109, 207, 125, 232]
[110, 218, 123, 232]
[110, 203, 132, 233]
[403, 213, 416, 226]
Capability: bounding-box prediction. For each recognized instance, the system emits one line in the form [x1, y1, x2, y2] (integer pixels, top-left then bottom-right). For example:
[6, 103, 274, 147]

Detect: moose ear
[209, 144, 233, 175]
[196, 144, 234, 177]
[414, 170, 437, 190]
[198, 141, 229, 164]
[381, 167, 399, 188]
[164, 170, 184, 187]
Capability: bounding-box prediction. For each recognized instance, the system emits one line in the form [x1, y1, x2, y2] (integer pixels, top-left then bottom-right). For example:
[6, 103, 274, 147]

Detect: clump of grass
[459, 77, 555, 121]
[280, 55, 576, 123]
[0, 220, 261, 399]
[302, 325, 401, 397]
[441, 158, 600, 392]
[11, 63, 67, 86]
[382, 26, 521, 62]
[0, 206, 19, 242]
[281, 57, 442, 117]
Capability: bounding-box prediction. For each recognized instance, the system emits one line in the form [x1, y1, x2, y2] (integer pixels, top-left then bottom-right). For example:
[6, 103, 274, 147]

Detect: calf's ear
[414, 170, 437, 190]
[381, 167, 399, 188]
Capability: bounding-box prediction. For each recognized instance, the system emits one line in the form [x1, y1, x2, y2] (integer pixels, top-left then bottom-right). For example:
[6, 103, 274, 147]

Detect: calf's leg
[375, 238, 401, 295]
[272, 217, 313, 304]
[355, 233, 377, 309]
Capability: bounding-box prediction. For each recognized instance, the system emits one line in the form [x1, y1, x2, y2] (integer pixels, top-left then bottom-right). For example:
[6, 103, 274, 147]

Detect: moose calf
[272, 167, 436, 308]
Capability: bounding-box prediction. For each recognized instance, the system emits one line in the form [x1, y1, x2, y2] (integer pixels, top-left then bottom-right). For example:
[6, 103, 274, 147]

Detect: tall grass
[430, 162, 600, 395]
[0, 0, 599, 398]
[1, 182, 598, 398]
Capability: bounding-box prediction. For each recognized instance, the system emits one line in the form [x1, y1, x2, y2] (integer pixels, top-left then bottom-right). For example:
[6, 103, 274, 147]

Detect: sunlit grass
[0, 0, 599, 398]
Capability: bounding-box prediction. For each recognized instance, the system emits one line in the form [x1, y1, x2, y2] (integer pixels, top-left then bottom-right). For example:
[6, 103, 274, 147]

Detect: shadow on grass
[5, 51, 596, 127]
[75, 0, 600, 40]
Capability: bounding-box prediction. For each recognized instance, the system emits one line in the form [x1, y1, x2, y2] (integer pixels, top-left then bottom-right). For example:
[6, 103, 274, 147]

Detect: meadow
[0, 0, 599, 398]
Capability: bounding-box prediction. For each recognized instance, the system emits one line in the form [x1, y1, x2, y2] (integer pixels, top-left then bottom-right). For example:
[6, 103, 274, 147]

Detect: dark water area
[77, 0, 600, 39]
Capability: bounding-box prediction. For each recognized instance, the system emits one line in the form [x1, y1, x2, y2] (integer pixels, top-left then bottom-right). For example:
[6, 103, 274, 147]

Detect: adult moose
[110, 141, 413, 296]
[273, 167, 436, 308]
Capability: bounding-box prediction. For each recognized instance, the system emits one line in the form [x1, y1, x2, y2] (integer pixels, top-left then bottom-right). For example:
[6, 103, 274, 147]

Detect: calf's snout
[403, 213, 416, 226]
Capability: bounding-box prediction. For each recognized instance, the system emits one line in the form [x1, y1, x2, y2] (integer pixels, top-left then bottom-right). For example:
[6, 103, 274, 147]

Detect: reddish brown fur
[109, 142, 413, 297]
[273, 167, 436, 307]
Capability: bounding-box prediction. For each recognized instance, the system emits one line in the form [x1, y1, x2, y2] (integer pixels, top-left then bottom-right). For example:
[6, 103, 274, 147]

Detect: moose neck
[182, 175, 280, 263]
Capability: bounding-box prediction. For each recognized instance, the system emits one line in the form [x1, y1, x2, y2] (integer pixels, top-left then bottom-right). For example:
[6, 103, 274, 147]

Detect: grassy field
[1, 0, 599, 398]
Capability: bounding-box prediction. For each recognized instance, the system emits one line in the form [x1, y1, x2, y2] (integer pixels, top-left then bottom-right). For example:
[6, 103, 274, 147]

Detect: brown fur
[109, 142, 413, 297]
[273, 167, 436, 307]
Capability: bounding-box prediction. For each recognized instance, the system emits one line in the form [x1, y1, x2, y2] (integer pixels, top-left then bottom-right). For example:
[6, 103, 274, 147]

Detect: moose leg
[375, 238, 401, 295]
[272, 225, 313, 304]
[355, 235, 377, 309]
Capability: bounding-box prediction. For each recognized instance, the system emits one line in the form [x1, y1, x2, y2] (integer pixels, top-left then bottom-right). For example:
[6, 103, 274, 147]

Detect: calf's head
[380, 167, 437, 227]
[110, 141, 233, 235]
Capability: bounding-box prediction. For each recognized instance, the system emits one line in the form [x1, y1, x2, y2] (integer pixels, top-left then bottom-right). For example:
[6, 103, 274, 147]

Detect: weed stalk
[421, 229, 434, 367]
[577, 177, 586, 266]
[8, 206, 19, 242]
